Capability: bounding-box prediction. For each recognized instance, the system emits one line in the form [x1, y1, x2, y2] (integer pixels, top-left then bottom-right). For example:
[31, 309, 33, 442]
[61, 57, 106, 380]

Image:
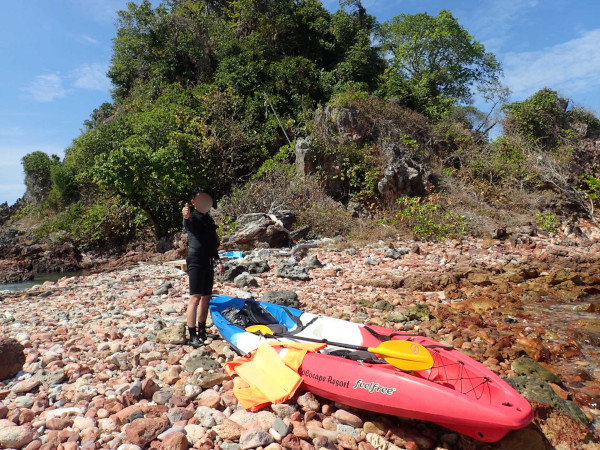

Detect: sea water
[0, 271, 83, 292]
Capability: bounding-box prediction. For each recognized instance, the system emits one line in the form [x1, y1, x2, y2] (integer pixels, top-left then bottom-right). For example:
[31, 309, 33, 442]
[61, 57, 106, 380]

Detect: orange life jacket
[224, 341, 326, 411]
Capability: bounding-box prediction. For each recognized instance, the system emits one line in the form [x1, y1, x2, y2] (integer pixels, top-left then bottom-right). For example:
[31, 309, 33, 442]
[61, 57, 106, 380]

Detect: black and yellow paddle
[246, 325, 434, 371]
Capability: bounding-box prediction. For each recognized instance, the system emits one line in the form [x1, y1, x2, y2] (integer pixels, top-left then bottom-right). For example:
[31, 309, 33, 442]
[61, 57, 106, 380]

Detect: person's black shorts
[186, 259, 214, 296]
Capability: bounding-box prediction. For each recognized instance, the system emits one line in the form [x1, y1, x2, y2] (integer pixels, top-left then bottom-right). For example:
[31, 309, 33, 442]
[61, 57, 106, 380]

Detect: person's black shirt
[183, 210, 219, 265]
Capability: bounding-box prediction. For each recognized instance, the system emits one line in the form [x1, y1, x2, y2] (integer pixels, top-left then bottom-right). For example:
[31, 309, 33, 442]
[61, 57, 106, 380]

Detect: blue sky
[2, 0, 600, 205]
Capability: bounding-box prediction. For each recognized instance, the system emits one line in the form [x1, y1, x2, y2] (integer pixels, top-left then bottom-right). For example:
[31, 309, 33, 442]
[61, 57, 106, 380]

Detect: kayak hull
[209, 295, 533, 442]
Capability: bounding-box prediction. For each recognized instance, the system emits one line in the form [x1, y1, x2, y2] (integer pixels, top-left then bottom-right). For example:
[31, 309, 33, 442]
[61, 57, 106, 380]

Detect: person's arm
[182, 202, 191, 230]
[182, 203, 201, 232]
[213, 230, 225, 273]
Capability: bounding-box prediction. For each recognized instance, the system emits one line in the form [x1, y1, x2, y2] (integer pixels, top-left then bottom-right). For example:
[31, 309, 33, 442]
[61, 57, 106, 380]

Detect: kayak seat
[222, 301, 281, 329]
[329, 349, 386, 364]
[296, 313, 364, 346]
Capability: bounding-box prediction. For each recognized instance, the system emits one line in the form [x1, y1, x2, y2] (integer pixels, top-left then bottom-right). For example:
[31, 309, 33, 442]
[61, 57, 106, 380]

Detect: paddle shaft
[255, 329, 434, 370]
[267, 332, 388, 354]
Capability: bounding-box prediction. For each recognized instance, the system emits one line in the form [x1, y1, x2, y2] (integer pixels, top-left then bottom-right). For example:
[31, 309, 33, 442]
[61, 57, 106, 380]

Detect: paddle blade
[382, 355, 434, 371]
[367, 340, 434, 370]
[246, 325, 274, 335]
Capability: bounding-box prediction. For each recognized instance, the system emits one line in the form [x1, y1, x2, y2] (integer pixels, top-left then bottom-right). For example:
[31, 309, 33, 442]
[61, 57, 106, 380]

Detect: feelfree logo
[353, 379, 397, 395]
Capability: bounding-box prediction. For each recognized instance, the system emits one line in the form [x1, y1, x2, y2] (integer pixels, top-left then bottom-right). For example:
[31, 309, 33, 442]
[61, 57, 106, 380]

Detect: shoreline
[0, 231, 599, 448]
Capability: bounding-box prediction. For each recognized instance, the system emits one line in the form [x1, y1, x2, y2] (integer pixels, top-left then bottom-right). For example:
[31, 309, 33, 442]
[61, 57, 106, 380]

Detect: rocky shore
[1, 225, 600, 449]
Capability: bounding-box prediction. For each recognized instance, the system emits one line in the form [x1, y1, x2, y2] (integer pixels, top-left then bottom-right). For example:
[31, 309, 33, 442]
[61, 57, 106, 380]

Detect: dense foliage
[16, 0, 600, 246]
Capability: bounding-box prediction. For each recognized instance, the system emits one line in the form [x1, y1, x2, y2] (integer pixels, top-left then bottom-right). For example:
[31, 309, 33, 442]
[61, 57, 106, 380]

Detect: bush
[502, 88, 569, 149]
[219, 161, 352, 238]
[535, 210, 561, 232]
[467, 138, 540, 187]
[33, 198, 148, 250]
[568, 106, 600, 138]
[310, 91, 432, 205]
[580, 172, 600, 212]
[50, 163, 80, 205]
[396, 195, 468, 240]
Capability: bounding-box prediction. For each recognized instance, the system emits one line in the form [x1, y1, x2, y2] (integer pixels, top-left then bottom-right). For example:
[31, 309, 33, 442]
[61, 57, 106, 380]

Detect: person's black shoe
[197, 322, 208, 342]
[197, 327, 207, 343]
[187, 335, 203, 348]
[187, 326, 203, 348]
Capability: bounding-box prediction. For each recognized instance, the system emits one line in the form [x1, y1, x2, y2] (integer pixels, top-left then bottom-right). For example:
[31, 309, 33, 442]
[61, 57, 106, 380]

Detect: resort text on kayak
[302, 369, 351, 389]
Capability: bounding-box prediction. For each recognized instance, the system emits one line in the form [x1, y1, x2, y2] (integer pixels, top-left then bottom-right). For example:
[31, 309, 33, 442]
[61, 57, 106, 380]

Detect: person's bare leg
[196, 295, 211, 323]
[196, 295, 211, 341]
[187, 294, 201, 327]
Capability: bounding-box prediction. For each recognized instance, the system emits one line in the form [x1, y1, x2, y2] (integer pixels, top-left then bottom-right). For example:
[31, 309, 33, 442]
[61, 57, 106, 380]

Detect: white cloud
[72, 63, 110, 91]
[23, 74, 68, 102]
[23, 63, 110, 103]
[503, 28, 600, 99]
[81, 35, 99, 44]
[0, 127, 24, 137]
[463, 0, 539, 53]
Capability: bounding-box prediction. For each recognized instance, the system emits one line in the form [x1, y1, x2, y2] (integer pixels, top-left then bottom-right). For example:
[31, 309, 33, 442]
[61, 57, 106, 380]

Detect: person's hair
[191, 187, 216, 208]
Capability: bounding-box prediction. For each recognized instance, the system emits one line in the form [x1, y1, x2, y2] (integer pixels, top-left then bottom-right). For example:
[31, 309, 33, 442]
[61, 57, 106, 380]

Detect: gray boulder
[245, 260, 270, 274]
[184, 354, 220, 373]
[377, 139, 429, 201]
[219, 262, 248, 282]
[304, 254, 323, 268]
[511, 357, 562, 385]
[156, 323, 187, 345]
[234, 272, 258, 288]
[505, 376, 587, 424]
[153, 281, 172, 296]
[261, 291, 300, 308]
[275, 261, 310, 281]
[223, 214, 291, 249]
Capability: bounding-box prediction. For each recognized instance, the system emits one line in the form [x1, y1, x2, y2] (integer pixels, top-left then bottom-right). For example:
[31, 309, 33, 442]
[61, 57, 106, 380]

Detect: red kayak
[210, 295, 533, 442]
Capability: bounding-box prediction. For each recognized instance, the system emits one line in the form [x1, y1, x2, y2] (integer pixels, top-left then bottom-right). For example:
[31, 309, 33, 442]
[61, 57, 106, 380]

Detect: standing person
[182, 188, 225, 347]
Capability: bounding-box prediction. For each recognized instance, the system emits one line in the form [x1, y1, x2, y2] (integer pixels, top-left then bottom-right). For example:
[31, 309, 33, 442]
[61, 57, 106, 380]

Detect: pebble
[334, 409, 363, 428]
[73, 416, 95, 431]
[0, 234, 598, 450]
[337, 423, 360, 438]
[0, 425, 36, 448]
[239, 428, 274, 449]
[161, 431, 189, 449]
[363, 421, 386, 436]
[270, 403, 297, 418]
[197, 388, 221, 408]
[337, 433, 358, 449]
[217, 418, 244, 440]
[15, 396, 34, 408]
[271, 417, 289, 438]
[307, 426, 338, 442]
[366, 433, 402, 450]
[12, 379, 41, 394]
[297, 392, 320, 412]
[152, 389, 173, 405]
[125, 417, 169, 446]
[184, 423, 205, 442]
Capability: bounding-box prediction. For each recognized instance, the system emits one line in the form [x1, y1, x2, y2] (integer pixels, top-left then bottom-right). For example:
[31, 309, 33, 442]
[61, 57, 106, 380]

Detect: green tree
[21, 151, 60, 205]
[502, 88, 570, 149]
[108, 0, 215, 101]
[378, 9, 501, 120]
[93, 84, 259, 238]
